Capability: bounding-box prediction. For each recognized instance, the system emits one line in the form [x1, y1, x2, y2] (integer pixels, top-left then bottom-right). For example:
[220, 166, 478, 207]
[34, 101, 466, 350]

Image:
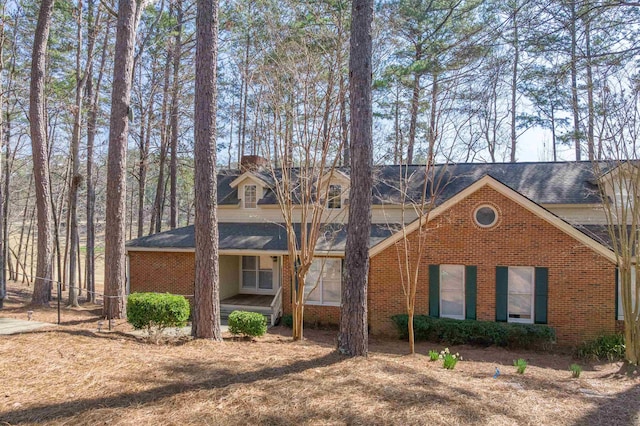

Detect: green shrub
[228, 311, 267, 338]
[440, 348, 460, 370]
[280, 314, 293, 328]
[576, 334, 625, 361]
[391, 315, 556, 349]
[127, 292, 190, 337]
[514, 358, 527, 374]
[570, 363, 582, 378]
[428, 350, 439, 361]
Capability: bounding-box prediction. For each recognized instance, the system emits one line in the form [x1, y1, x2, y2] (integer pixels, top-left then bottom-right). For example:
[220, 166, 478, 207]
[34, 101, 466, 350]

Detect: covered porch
[219, 254, 284, 326]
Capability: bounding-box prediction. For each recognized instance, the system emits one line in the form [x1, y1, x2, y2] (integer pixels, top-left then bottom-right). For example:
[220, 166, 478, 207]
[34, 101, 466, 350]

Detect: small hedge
[391, 315, 556, 349]
[127, 292, 190, 333]
[228, 311, 267, 338]
[280, 314, 293, 328]
[576, 334, 626, 361]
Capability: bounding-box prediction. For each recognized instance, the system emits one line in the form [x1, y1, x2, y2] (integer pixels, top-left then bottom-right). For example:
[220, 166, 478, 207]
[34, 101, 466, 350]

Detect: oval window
[474, 205, 498, 228]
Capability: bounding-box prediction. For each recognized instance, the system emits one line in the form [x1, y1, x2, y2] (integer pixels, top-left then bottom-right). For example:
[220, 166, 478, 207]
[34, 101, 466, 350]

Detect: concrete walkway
[0, 318, 52, 335]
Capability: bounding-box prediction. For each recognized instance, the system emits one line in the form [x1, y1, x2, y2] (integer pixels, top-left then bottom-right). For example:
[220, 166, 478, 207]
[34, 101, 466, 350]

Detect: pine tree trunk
[339, 0, 373, 357]
[192, 0, 222, 340]
[104, 0, 138, 320]
[169, 0, 183, 230]
[29, 0, 56, 306]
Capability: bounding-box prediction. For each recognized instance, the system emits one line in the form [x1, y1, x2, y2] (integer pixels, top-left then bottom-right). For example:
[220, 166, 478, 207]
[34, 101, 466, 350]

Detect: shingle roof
[126, 222, 398, 251]
[213, 161, 603, 206]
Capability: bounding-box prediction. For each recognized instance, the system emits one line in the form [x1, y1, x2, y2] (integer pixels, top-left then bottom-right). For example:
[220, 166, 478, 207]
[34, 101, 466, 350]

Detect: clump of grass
[428, 350, 439, 361]
[440, 348, 460, 370]
[570, 363, 582, 378]
[514, 358, 527, 374]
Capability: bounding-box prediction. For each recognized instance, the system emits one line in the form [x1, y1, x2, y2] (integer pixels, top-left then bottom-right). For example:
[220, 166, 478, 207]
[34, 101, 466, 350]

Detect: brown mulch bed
[1, 281, 638, 425]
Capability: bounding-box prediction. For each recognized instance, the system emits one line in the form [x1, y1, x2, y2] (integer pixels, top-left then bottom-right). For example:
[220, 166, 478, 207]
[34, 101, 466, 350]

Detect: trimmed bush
[391, 315, 556, 349]
[280, 314, 293, 328]
[576, 334, 625, 361]
[127, 292, 190, 335]
[228, 311, 267, 338]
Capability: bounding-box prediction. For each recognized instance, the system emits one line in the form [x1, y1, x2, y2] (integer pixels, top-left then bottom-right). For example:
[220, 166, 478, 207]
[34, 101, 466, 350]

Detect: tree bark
[29, 0, 56, 305]
[339, 0, 373, 357]
[510, 1, 519, 163]
[169, 0, 183, 230]
[104, 0, 138, 319]
[192, 0, 222, 340]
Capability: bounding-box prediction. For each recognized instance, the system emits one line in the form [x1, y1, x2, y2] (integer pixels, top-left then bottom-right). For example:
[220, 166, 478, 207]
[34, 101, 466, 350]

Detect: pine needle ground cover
[0, 281, 638, 426]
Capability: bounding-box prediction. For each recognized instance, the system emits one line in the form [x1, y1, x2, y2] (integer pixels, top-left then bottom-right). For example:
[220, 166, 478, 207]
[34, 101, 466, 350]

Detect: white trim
[439, 264, 465, 320]
[304, 257, 342, 306]
[229, 171, 269, 189]
[369, 175, 617, 262]
[243, 184, 258, 209]
[474, 204, 498, 228]
[507, 266, 535, 324]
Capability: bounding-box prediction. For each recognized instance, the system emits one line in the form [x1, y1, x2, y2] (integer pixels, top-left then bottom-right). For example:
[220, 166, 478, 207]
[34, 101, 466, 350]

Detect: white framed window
[305, 258, 341, 306]
[244, 184, 257, 209]
[241, 255, 273, 291]
[327, 185, 342, 209]
[474, 205, 498, 228]
[617, 266, 637, 321]
[440, 265, 465, 319]
[508, 266, 535, 324]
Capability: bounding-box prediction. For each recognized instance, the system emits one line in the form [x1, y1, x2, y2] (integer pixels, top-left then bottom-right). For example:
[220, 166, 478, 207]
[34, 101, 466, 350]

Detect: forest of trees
[0, 0, 638, 307]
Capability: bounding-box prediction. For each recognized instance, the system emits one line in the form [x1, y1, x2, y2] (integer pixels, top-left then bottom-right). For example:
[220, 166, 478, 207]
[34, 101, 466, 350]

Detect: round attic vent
[474, 205, 498, 228]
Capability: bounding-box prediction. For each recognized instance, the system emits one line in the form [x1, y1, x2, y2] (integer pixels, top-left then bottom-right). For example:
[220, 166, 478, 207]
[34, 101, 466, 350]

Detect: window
[241, 255, 273, 291]
[305, 258, 341, 305]
[474, 205, 498, 228]
[327, 185, 342, 209]
[244, 185, 257, 209]
[440, 265, 465, 319]
[508, 267, 535, 323]
[617, 267, 637, 320]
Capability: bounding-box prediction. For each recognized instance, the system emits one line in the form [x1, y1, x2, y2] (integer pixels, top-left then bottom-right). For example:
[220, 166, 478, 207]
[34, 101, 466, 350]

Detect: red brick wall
[128, 251, 195, 299]
[368, 186, 616, 345]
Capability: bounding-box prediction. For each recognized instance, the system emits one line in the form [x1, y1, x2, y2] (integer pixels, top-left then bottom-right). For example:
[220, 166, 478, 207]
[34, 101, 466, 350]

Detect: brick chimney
[240, 155, 269, 171]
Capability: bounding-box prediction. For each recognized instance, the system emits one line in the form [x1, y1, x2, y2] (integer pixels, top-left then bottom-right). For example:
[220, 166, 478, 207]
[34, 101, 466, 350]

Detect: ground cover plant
[0, 281, 639, 425]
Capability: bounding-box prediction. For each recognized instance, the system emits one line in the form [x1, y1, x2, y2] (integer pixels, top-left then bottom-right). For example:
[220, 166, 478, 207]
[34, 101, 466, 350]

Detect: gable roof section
[229, 171, 271, 189]
[369, 174, 616, 262]
[372, 162, 602, 206]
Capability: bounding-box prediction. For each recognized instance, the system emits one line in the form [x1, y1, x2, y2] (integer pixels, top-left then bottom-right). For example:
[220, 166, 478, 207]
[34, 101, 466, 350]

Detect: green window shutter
[615, 268, 619, 320]
[534, 267, 549, 324]
[465, 266, 477, 320]
[429, 265, 440, 317]
[495, 266, 508, 322]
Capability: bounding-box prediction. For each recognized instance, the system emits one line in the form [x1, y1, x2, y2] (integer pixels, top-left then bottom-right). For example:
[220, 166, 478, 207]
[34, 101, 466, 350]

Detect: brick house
[126, 161, 633, 345]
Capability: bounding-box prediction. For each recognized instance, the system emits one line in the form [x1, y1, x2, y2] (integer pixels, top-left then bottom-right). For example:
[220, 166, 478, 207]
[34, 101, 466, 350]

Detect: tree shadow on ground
[0, 351, 344, 425]
[575, 383, 640, 425]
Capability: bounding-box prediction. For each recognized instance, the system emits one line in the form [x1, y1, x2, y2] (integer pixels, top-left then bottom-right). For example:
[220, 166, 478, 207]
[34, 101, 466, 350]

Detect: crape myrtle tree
[257, 0, 349, 341]
[592, 75, 640, 367]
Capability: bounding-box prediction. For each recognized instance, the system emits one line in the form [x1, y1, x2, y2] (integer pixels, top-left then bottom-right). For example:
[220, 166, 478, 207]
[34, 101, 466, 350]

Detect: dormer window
[244, 184, 257, 209]
[327, 185, 342, 209]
